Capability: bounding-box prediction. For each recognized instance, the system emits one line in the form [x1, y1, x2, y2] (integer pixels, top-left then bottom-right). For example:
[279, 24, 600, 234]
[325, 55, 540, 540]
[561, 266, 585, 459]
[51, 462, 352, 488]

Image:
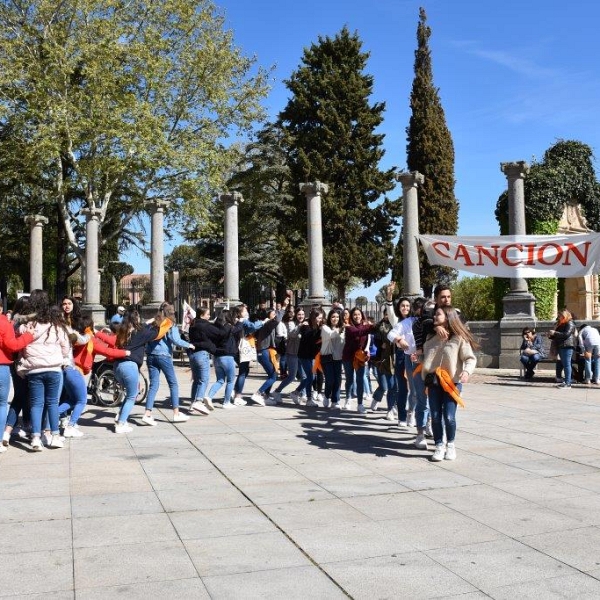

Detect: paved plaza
[2, 364, 600, 598]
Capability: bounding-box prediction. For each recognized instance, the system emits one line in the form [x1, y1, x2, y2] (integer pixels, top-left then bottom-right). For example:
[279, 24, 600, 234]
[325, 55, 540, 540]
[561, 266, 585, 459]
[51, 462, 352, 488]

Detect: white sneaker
[271, 392, 282, 404]
[63, 425, 84, 438]
[357, 404, 367, 414]
[2, 431, 9, 446]
[0, 444, 6, 453]
[323, 397, 331, 409]
[311, 390, 318, 401]
[331, 401, 340, 410]
[203, 397, 215, 411]
[407, 411, 416, 427]
[445, 443, 457, 461]
[370, 398, 380, 411]
[393, 406, 398, 419]
[59, 416, 69, 430]
[431, 444, 445, 462]
[306, 398, 319, 407]
[115, 422, 133, 434]
[414, 433, 428, 450]
[31, 437, 43, 452]
[342, 397, 352, 410]
[251, 392, 266, 406]
[425, 421, 434, 438]
[141, 414, 157, 426]
[290, 391, 301, 405]
[173, 413, 190, 423]
[384, 410, 396, 421]
[398, 420, 408, 427]
[49, 435, 64, 448]
[42, 432, 52, 447]
[13, 427, 30, 440]
[233, 396, 247, 406]
[222, 402, 235, 410]
[191, 401, 210, 415]
[265, 396, 278, 406]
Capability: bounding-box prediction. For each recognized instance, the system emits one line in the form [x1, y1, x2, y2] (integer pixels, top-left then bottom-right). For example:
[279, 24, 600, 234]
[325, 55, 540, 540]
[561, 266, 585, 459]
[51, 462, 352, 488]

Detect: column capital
[220, 191, 244, 206]
[24, 214, 49, 228]
[81, 207, 102, 220]
[396, 171, 425, 190]
[500, 161, 530, 179]
[144, 199, 171, 214]
[299, 181, 329, 196]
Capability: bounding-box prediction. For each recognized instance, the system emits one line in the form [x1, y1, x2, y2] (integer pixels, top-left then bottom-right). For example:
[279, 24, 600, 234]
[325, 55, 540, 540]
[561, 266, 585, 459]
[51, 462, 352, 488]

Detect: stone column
[81, 208, 106, 324]
[300, 181, 329, 309]
[143, 199, 170, 317]
[397, 171, 424, 296]
[220, 192, 243, 305]
[24, 215, 48, 291]
[498, 161, 536, 368]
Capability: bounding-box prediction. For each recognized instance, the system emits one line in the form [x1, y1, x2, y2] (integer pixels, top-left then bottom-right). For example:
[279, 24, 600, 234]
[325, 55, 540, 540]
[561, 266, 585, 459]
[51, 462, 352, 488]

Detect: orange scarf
[268, 347, 280, 373]
[313, 353, 323, 373]
[435, 367, 466, 408]
[156, 318, 173, 340]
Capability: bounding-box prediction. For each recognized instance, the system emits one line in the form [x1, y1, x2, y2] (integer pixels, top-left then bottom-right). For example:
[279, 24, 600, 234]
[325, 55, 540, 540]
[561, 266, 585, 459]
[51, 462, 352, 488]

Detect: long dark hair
[116, 309, 143, 347]
[438, 306, 480, 350]
[61, 295, 82, 328]
[326, 308, 343, 330]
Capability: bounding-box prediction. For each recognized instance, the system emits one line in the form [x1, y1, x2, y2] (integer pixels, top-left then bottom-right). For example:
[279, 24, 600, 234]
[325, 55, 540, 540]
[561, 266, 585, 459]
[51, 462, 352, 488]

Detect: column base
[140, 303, 163, 321]
[300, 296, 331, 312]
[81, 304, 107, 328]
[502, 291, 536, 319]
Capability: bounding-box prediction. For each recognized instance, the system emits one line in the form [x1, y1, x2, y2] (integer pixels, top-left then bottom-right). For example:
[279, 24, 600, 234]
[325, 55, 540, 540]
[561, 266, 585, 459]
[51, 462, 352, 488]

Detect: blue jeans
[28, 370, 63, 435]
[342, 360, 357, 400]
[235, 361, 250, 395]
[413, 367, 430, 429]
[114, 361, 139, 423]
[298, 358, 314, 398]
[404, 356, 417, 413]
[257, 349, 278, 394]
[0, 365, 11, 434]
[373, 371, 397, 410]
[394, 351, 408, 422]
[520, 353, 541, 375]
[58, 367, 88, 425]
[146, 354, 179, 410]
[276, 355, 303, 393]
[7, 364, 29, 428]
[558, 347, 574, 386]
[207, 355, 236, 404]
[323, 358, 342, 403]
[342, 363, 366, 404]
[428, 383, 459, 445]
[584, 345, 600, 382]
[190, 351, 211, 401]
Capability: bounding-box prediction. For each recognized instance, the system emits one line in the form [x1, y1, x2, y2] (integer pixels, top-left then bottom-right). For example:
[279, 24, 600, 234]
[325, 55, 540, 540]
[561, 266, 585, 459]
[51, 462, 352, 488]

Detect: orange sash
[156, 318, 173, 340]
[313, 353, 323, 373]
[435, 367, 466, 408]
[268, 347, 280, 373]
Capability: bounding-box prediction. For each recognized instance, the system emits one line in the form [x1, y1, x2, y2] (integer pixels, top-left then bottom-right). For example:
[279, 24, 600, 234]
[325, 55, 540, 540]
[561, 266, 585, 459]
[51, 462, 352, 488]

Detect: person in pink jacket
[18, 291, 71, 451]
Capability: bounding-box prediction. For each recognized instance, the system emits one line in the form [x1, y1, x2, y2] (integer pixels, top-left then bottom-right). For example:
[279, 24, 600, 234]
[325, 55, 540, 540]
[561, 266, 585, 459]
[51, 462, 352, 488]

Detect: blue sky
[125, 0, 600, 299]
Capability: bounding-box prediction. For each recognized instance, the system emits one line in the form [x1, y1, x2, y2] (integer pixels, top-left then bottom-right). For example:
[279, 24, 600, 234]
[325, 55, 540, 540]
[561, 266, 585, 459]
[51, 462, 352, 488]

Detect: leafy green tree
[279, 27, 397, 300]
[495, 140, 600, 319]
[451, 277, 496, 321]
[0, 0, 268, 291]
[394, 8, 458, 297]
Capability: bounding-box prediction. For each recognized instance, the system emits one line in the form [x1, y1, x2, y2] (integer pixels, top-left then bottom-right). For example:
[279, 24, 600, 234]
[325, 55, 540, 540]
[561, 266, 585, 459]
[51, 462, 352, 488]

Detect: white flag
[181, 300, 196, 333]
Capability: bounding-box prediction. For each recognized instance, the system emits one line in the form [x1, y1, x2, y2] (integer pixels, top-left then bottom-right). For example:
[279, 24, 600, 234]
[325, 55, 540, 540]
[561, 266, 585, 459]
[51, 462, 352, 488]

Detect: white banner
[418, 234, 600, 278]
[181, 299, 196, 333]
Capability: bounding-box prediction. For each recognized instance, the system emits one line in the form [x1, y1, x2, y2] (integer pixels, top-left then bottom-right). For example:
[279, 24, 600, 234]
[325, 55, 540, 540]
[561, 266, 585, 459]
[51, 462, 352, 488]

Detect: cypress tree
[279, 27, 397, 300]
[396, 7, 458, 297]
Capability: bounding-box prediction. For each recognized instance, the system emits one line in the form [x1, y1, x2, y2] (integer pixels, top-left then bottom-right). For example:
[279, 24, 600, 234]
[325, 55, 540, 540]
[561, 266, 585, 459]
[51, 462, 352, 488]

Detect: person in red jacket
[58, 315, 130, 438]
[0, 309, 34, 452]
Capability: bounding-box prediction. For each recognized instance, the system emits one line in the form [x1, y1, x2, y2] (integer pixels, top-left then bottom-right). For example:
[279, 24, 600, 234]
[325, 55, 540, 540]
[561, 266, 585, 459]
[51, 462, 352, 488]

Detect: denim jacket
[146, 323, 192, 356]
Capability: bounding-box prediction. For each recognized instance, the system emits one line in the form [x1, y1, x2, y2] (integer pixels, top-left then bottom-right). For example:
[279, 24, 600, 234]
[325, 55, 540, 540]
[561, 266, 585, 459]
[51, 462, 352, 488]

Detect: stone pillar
[24, 215, 48, 291]
[220, 192, 243, 305]
[397, 171, 424, 296]
[143, 199, 170, 317]
[300, 181, 329, 309]
[498, 161, 536, 368]
[81, 208, 106, 324]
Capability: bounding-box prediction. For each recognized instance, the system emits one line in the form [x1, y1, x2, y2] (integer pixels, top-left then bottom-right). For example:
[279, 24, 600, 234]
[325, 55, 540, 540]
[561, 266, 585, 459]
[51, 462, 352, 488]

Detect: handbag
[239, 336, 257, 363]
[353, 335, 370, 370]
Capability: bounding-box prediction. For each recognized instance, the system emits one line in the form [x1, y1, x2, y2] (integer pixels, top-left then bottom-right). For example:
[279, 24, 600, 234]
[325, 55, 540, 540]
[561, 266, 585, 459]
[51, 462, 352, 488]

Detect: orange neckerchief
[413, 363, 423, 376]
[313, 353, 323, 373]
[156, 318, 174, 340]
[268, 347, 280, 373]
[435, 367, 466, 408]
[557, 315, 569, 327]
[84, 328, 94, 354]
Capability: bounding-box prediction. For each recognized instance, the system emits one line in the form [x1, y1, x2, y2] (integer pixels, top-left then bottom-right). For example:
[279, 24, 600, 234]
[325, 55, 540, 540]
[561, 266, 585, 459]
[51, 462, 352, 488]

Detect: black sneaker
[556, 382, 572, 389]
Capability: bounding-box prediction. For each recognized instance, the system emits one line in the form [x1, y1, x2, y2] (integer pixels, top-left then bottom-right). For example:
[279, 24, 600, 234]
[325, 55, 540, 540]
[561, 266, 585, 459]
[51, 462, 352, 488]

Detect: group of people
[520, 308, 600, 387]
[0, 283, 478, 462]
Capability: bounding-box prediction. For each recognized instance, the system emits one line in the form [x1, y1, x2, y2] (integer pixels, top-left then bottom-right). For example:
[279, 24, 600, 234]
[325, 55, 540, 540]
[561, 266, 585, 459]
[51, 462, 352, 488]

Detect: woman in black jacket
[549, 309, 577, 389]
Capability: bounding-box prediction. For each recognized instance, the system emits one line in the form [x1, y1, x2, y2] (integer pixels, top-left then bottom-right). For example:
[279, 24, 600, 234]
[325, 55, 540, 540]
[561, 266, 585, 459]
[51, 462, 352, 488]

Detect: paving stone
[202, 565, 346, 599]
[0, 495, 71, 524]
[0, 519, 72, 554]
[77, 578, 210, 599]
[71, 491, 163, 518]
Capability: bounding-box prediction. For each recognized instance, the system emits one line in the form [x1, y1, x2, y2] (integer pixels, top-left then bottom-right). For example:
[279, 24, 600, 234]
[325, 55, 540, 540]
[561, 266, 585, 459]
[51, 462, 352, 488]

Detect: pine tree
[396, 7, 458, 297]
[279, 27, 397, 300]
